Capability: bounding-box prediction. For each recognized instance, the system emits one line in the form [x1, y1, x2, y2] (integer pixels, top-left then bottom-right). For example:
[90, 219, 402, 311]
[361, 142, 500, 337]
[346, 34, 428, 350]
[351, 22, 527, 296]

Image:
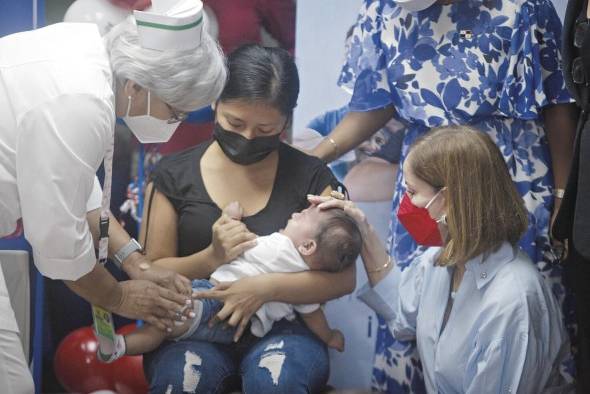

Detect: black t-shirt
[149, 140, 337, 257]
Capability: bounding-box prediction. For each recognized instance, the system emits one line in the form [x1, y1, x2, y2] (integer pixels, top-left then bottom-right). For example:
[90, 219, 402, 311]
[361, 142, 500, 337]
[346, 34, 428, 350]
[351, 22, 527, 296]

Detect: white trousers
[0, 260, 34, 394]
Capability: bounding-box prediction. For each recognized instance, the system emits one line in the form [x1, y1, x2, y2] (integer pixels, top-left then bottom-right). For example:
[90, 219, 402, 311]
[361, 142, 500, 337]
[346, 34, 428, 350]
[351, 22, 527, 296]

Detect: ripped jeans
[173, 279, 250, 344]
[143, 281, 330, 393]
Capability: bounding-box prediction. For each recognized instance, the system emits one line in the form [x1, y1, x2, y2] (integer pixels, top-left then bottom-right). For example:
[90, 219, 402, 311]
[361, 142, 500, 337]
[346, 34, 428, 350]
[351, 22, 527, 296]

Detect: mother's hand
[193, 275, 271, 342]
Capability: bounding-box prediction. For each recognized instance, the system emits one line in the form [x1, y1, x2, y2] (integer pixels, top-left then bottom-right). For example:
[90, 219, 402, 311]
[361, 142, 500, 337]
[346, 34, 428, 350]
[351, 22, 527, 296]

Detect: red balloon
[112, 323, 149, 394]
[54, 326, 114, 393]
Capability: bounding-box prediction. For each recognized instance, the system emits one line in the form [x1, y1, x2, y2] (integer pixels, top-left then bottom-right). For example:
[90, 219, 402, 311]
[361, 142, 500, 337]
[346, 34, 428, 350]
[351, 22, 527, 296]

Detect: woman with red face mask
[310, 126, 574, 394]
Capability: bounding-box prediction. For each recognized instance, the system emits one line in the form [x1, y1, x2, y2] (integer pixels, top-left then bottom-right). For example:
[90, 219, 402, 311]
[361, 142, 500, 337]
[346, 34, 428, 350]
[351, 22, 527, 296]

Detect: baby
[100, 202, 362, 362]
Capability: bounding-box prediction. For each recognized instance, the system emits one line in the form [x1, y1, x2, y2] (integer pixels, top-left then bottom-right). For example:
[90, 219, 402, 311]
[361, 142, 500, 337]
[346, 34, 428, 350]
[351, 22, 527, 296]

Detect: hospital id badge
[92, 305, 116, 356]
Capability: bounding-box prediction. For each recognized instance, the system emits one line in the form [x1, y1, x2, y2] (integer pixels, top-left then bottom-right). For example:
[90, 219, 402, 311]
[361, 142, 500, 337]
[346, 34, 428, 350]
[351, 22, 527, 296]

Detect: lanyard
[92, 117, 117, 357]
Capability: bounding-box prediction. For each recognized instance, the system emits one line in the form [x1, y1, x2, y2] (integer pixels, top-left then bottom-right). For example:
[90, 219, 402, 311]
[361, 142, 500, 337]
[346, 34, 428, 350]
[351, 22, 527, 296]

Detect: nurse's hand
[112, 279, 192, 332]
[125, 254, 192, 300]
[208, 213, 257, 266]
[193, 276, 270, 342]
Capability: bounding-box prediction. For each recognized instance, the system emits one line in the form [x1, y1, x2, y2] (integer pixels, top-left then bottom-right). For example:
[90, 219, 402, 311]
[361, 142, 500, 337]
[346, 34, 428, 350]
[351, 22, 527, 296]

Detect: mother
[140, 44, 352, 393]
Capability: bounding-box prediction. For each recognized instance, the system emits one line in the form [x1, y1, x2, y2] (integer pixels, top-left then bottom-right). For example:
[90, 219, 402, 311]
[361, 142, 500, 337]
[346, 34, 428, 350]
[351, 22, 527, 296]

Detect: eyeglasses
[165, 104, 189, 124]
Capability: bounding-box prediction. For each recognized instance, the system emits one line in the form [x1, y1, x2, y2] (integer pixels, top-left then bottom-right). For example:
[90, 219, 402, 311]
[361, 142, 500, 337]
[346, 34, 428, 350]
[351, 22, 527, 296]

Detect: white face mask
[123, 90, 180, 144]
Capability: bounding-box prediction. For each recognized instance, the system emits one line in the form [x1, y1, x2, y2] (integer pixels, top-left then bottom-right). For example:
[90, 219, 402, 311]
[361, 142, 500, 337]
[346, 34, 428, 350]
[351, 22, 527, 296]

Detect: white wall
[294, 0, 361, 132]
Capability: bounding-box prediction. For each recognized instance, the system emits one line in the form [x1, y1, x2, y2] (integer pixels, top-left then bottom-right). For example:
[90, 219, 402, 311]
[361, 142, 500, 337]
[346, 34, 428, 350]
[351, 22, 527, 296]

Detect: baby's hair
[314, 210, 362, 272]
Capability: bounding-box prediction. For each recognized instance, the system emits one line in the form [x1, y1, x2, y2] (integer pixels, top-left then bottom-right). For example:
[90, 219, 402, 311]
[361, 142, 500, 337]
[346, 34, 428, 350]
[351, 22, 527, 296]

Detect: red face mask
[396, 192, 444, 247]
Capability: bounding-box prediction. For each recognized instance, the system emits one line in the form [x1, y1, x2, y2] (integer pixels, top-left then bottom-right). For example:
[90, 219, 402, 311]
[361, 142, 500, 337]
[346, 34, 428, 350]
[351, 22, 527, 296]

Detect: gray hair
[104, 16, 226, 111]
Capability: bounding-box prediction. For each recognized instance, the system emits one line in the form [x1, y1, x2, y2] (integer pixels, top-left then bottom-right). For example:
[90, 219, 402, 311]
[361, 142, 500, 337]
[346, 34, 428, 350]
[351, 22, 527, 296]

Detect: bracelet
[327, 137, 340, 156]
[553, 188, 565, 199]
[368, 255, 392, 273]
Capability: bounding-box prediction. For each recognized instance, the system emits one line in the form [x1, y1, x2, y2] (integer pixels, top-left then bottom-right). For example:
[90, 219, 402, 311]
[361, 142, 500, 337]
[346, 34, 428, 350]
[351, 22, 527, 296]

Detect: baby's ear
[223, 201, 243, 220]
[297, 239, 317, 256]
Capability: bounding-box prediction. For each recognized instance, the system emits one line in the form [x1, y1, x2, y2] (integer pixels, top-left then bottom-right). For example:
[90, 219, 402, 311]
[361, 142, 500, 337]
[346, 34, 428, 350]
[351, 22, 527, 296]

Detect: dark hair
[314, 210, 363, 273]
[219, 44, 299, 117]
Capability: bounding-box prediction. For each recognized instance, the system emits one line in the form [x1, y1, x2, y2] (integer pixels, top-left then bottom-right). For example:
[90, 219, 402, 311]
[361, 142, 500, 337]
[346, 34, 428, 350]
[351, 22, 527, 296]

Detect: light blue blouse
[358, 243, 573, 393]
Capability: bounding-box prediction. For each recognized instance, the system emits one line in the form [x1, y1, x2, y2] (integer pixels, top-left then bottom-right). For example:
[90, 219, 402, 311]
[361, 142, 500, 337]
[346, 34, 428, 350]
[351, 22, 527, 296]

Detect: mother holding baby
[139, 43, 349, 393]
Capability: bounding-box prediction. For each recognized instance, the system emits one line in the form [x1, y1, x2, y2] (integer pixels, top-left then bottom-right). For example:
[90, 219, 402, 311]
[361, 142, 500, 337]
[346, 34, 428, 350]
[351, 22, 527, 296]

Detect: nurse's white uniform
[0, 22, 112, 392]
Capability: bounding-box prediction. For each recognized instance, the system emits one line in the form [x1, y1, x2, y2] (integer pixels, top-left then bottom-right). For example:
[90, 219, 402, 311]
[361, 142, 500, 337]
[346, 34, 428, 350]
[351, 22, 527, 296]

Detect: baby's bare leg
[125, 320, 193, 356]
[300, 308, 345, 352]
[124, 325, 167, 356]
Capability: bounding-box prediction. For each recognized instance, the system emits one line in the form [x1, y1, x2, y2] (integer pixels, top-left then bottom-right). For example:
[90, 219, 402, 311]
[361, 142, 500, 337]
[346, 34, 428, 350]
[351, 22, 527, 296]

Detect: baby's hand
[327, 329, 345, 352]
[223, 201, 243, 220]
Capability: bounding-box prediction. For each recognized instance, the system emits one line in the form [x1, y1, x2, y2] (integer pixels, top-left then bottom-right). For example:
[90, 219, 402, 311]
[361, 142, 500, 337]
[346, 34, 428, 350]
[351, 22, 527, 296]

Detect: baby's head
[282, 206, 362, 272]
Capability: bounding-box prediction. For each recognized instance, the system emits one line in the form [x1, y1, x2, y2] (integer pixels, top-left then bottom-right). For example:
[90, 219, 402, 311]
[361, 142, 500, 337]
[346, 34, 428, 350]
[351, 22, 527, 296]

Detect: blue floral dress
[339, 0, 575, 392]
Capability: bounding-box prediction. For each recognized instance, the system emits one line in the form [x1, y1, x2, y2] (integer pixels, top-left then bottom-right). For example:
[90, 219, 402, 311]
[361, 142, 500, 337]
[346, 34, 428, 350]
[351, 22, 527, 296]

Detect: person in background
[204, 0, 295, 54]
[311, 0, 578, 390]
[554, 0, 590, 391]
[343, 118, 404, 202]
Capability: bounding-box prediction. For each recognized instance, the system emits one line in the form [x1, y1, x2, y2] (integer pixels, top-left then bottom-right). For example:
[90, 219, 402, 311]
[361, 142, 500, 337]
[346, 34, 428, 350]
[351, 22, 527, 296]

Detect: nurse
[0, 0, 225, 391]
[311, 126, 573, 393]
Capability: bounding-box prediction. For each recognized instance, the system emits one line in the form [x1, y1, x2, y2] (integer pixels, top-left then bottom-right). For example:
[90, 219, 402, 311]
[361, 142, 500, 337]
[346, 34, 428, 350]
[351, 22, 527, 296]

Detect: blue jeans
[177, 279, 236, 344]
[144, 281, 330, 393]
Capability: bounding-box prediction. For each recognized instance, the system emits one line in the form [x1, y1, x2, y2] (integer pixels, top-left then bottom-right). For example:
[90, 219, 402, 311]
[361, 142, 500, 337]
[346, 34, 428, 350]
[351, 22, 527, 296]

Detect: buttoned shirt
[358, 243, 573, 393]
[0, 23, 113, 280]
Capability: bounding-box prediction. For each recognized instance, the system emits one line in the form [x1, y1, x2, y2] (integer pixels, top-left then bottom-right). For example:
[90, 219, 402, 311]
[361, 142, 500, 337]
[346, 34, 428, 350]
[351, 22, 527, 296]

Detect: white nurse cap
[134, 0, 204, 51]
[396, 0, 438, 12]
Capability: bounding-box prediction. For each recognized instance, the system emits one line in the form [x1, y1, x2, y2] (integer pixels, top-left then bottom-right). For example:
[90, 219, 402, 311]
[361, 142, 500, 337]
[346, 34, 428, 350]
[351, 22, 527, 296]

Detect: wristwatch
[113, 238, 143, 270]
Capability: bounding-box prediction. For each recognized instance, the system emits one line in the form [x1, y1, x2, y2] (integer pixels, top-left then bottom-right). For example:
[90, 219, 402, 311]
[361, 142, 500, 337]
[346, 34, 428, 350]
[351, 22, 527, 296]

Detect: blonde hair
[406, 126, 528, 266]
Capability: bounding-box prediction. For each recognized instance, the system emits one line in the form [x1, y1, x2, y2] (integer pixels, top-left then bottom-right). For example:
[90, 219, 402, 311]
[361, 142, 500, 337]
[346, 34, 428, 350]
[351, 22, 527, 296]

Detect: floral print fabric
[339, 0, 575, 391]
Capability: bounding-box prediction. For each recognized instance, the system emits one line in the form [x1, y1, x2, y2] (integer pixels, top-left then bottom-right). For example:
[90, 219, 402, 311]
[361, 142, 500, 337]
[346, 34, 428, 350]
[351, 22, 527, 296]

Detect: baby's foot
[97, 334, 126, 363]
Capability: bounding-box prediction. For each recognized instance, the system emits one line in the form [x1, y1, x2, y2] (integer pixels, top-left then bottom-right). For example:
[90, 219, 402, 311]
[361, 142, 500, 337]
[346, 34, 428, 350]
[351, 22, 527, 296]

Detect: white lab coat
[0, 22, 113, 282]
[0, 22, 112, 392]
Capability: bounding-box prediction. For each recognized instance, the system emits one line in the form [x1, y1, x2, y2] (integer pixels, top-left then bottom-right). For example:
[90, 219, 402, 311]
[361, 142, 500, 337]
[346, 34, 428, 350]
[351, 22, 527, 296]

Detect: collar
[464, 242, 517, 290]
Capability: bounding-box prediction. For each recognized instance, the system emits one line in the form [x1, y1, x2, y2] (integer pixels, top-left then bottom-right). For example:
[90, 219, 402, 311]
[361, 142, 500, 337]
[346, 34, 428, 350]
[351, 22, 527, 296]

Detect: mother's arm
[139, 182, 256, 279]
[252, 186, 357, 302]
[198, 190, 394, 340]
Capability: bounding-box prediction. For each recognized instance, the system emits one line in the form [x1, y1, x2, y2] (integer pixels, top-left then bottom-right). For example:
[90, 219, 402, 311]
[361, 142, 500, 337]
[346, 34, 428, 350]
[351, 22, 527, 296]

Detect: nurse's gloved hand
[112, 279, 192, 332]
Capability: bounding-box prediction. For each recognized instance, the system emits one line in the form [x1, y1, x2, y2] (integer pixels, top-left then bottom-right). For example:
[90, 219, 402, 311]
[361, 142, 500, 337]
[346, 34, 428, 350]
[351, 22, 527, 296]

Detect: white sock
[97, 334, 126, 363]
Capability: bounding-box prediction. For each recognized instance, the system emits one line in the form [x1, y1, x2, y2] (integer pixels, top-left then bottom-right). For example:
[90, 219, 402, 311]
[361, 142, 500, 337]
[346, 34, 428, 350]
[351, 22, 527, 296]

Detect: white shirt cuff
[356, 264, 402, 321]
[33, 243, 96, 281]
[294, 303, 320, 314]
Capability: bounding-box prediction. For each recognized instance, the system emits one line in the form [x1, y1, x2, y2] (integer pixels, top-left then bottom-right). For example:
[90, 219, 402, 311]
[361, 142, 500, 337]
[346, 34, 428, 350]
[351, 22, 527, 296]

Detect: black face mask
[213, 122, 282, 165]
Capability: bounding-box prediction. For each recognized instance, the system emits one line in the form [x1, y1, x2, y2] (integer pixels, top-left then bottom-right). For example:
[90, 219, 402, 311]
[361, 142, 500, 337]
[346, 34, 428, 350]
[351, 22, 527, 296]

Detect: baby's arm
[300, 308, 345, 352]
